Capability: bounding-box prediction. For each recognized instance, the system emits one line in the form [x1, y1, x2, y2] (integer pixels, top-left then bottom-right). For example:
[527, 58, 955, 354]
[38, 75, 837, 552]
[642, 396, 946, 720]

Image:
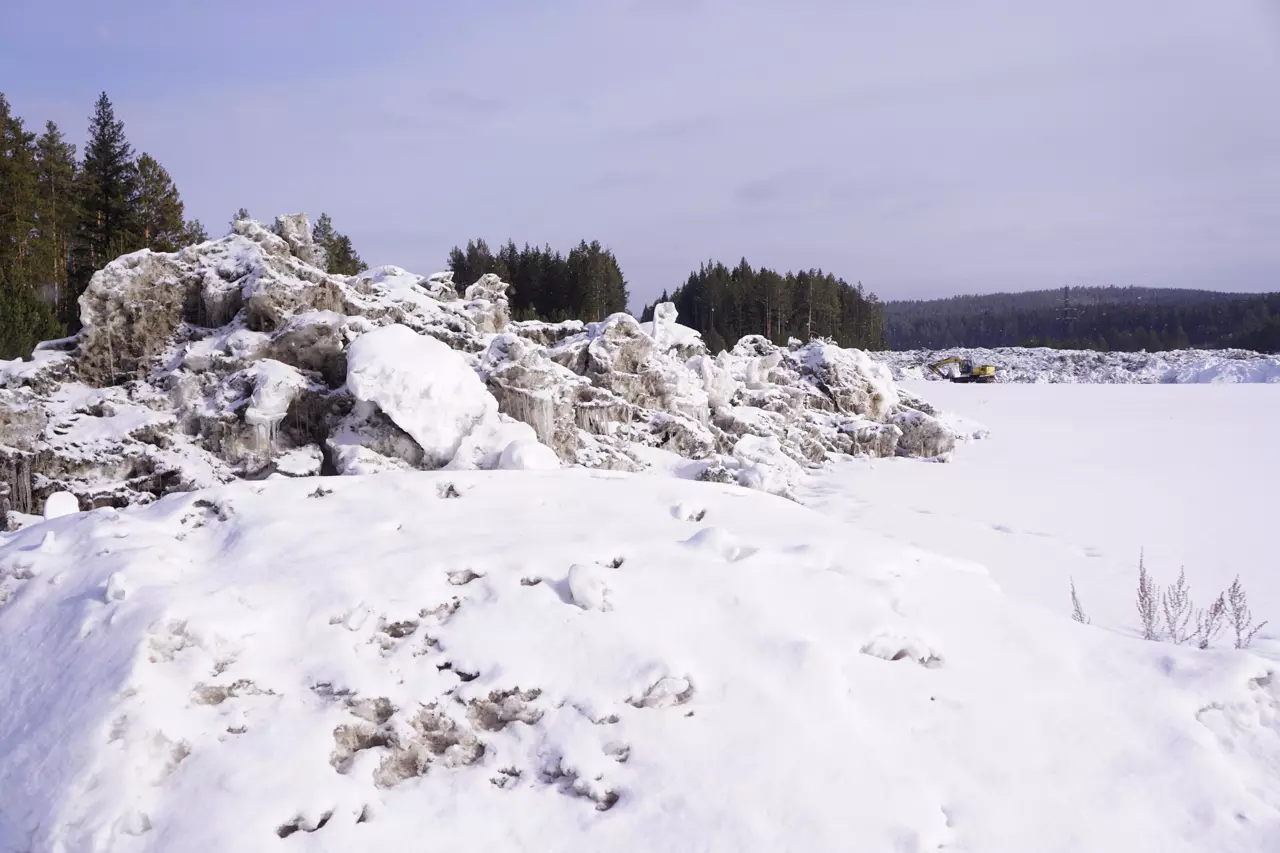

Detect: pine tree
[33, 121, 77, 318]
[230, 207, 251, 229]
[75, 92, 139, 283]
[0, 94, 40, 288]
[181, 219, 208, 245]
[311, 212, 367, 275]
[134, 153, 186, 251]
[326, 234, 366, 275]
[311, 211, 336, 250]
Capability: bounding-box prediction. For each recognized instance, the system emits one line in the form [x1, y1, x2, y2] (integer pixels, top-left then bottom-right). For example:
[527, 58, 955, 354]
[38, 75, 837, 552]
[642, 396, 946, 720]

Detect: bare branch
[1161, 566, 1193, 644]
[1070, 578, 1091, 625]
[1227, 576, 1268, 650]
[1193, 594, 1227, 650]
[1136, 551, 1160, 641]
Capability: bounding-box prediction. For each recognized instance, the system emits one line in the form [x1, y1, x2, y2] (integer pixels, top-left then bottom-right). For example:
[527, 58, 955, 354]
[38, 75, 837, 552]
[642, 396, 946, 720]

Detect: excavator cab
[928, 356, 996, 383]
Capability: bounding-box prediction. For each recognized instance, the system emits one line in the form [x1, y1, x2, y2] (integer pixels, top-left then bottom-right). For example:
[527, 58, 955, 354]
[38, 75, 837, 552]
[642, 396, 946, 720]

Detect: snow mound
[874, 346, 1280, 384]
[0, 213, 950, 519]
[499, 439, 560, 471]
[41, 491, 79, 519]
[1, 472, 1276, 851]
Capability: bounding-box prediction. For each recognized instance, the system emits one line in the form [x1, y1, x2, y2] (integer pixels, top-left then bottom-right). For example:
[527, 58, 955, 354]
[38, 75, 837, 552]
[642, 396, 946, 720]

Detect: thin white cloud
[60, 0, 1280, 304]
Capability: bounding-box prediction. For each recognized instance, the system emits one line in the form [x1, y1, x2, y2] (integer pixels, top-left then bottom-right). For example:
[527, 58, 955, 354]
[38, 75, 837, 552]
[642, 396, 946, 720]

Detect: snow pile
[1, 471, 1277, 852]
[0, 214, 952, 518]
[874, 346, 1280, 383]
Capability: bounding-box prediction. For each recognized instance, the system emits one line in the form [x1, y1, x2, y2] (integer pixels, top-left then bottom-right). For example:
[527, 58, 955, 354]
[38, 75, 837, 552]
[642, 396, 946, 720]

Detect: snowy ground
[873, 347, 1280, 383]
[806, 381, 1279, 648]
[2, 387, 1279, 852]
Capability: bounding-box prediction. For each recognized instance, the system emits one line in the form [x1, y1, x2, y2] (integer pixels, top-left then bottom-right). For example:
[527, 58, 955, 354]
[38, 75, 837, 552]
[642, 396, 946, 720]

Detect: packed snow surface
[2, 469, 1278, 852]
[875, 346, 1280, 383]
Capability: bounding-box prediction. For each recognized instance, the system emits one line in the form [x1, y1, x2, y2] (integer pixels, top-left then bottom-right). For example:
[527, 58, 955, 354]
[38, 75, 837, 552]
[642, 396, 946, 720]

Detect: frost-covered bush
[1076, 554, 1269, 650]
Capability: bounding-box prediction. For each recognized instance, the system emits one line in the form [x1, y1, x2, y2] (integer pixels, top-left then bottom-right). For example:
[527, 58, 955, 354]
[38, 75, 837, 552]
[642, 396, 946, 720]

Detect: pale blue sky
[3, 0, 1279, 306]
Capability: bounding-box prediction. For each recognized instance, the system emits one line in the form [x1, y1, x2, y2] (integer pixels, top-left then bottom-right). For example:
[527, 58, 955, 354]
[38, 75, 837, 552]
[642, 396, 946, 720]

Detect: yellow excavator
[928, 356, 997, 383]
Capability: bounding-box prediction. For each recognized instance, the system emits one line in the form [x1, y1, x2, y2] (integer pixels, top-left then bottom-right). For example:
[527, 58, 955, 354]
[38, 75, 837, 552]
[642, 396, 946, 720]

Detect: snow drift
[875, 346, 1280, 384]
[2, 471, 1277, 852]
[0, 214, 952, 519]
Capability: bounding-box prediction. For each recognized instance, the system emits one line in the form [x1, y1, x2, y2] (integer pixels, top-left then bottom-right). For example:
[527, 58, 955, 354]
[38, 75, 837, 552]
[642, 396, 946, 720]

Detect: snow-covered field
[874, 347, 1280, 383]
[1, 218, 1276, 850]
[807, 382, 1279, 638]
[2, 384, 1278, 852]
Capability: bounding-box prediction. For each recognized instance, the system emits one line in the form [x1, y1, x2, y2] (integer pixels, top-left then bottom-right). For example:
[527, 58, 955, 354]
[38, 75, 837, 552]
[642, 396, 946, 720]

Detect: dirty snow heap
[0, 215, 952, 518]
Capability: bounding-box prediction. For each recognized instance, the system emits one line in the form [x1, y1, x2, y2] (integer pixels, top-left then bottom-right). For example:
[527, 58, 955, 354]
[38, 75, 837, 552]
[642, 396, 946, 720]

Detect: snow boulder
[346, 325, 498, 466]
[498, 439, 560, 471]
[41, 491, 80, 519]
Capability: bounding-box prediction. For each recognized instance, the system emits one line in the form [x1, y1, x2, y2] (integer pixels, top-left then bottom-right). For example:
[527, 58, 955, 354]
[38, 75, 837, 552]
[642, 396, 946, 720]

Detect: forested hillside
[886, 286, 1280, 352]
[0, 93, 364, 359]
[638, 260, 886, 352]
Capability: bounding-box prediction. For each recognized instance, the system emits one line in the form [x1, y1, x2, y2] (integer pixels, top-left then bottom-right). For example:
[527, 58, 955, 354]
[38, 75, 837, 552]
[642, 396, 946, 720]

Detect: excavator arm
[928, 356, 963, 378]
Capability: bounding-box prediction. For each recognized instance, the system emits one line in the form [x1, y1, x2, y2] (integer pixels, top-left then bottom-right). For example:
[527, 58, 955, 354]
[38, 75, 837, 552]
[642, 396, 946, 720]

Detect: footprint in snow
[990, 523, 1014, 534]
[860, 631, 943, 668]
[629, 675, 695, 708]
[567, 563, 612, 611]
[670, 502, 706, 522]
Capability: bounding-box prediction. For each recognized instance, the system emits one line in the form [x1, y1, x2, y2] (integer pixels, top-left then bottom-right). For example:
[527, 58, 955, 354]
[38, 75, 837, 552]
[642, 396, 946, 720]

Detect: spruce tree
[76, 92, 139, 281]
[311, 211, 336, 250]
[134, 153, 186, 251]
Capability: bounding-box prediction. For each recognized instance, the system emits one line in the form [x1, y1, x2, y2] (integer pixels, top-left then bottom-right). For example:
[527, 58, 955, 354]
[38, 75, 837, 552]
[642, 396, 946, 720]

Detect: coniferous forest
[638, 260, 887, 353]
[447, 239, 629, 323]
[886, 287, 1280, 353]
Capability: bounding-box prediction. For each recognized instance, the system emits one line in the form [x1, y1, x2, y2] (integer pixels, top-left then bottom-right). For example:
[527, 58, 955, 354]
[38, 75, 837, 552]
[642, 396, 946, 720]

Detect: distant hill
[885, 286, 1280, 352]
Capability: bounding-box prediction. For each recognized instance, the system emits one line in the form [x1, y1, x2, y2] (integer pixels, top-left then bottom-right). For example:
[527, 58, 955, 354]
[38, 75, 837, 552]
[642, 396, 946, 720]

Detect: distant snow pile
[874, 347, 1280, 384]
[0, 215, 952, 517]
[3, 472, 1278, 852]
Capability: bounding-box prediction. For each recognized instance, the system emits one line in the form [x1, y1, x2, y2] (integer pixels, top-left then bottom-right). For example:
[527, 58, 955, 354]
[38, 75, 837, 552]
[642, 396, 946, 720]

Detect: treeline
[0, 92, 368, 360]
[448, 239, 628, 322]
[887, 287, 1280, 353]
[638, 260, 886, 352]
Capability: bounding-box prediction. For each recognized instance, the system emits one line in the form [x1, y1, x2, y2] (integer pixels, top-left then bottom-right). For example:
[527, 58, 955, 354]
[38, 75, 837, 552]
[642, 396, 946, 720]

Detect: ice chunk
[346, 325, 498, 466]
